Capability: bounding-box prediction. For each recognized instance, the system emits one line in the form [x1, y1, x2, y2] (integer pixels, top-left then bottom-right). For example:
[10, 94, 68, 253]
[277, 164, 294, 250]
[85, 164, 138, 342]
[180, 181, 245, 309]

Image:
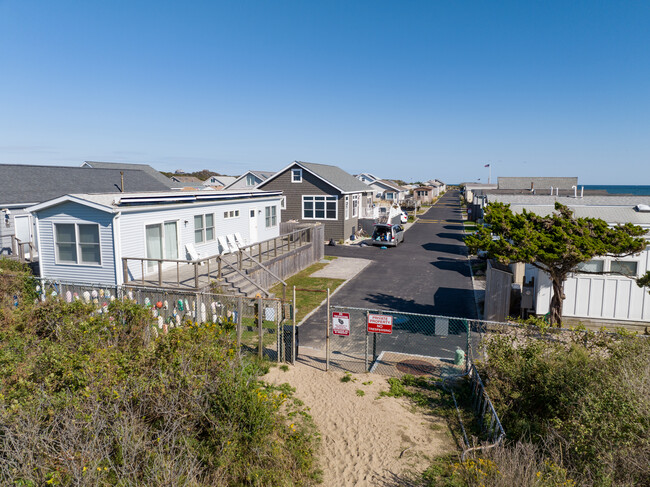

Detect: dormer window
[246, 174, 256, 186]
[292, 168, 302, 183]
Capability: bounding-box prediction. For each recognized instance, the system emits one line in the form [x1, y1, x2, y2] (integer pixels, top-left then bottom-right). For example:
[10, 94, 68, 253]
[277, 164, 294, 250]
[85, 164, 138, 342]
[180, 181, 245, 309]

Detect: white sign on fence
[332, 312, 350, 336]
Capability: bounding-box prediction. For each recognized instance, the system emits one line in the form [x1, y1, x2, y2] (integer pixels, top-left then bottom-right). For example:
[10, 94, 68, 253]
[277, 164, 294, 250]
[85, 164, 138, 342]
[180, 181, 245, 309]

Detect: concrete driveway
[299, 190, 477, 355]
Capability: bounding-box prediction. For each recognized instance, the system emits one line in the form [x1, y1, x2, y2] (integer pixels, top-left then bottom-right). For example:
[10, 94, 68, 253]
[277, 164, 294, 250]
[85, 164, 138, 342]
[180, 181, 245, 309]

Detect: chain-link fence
[324, 306, 471, 377]
[36, 279, 295, 363]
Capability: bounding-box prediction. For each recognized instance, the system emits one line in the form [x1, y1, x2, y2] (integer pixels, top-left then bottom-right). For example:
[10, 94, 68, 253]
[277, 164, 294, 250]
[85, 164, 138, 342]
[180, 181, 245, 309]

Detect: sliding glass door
[145, 221, 178, 271]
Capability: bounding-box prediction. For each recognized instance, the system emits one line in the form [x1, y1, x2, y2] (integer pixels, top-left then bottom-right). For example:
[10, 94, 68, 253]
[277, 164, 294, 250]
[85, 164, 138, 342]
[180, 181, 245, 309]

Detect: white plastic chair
[217, 236, 230, 255]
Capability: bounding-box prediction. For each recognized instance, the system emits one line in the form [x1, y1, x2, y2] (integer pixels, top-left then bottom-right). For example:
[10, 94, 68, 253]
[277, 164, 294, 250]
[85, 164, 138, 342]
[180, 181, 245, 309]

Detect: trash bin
[282, 324, 299, 363]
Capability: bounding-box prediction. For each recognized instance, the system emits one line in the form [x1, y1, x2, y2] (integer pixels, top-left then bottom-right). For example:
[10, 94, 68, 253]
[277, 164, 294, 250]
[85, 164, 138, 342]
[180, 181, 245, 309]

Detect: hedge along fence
[35, 279, 293, 363]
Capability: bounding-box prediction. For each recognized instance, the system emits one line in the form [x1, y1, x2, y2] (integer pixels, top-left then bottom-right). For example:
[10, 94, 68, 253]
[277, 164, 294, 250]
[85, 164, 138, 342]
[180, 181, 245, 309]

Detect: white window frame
[280, 196, 286, 210]
[609, 259, 639, 277]
[302, 195, 338, 220]
[54, 222, 102, 266]
[194, 213, 215, 244]
[352, 194, 359, 218]
[246, 174, 257, 186]
[345, 195, 350, 220]
[265, 205, 277, 228]
[292, 168, 303, 183]
[223, 209, 240, 219]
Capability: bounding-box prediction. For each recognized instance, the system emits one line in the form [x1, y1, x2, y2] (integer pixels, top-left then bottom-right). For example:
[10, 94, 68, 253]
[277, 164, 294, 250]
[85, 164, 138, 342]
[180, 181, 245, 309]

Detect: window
[281, 196, 286, 210]
[223, 209, 240, 219]
[386, 192, 394, 200]
[345, 195, 350, 220]
[292, 168, 302, 183]
[55, 223, 101, 265]
[246, 174, 256, 186]
[303, 196, 337, 220]
[352, 194, 359, 217]
[194, 215, 204, 243]
[265, 206, 277, 227]
[194, 213, 215, 243]
[610, 260, 638, 276]
[575, 259, 604, 273]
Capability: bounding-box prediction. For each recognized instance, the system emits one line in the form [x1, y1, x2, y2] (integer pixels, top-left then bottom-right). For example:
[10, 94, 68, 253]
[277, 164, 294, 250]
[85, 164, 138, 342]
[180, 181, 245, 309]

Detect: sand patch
[265, 351, 456, 486]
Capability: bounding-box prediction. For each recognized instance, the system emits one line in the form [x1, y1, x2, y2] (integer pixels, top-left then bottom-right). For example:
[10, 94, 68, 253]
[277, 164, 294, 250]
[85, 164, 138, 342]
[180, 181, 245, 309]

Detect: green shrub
[0, 297, 320, 486]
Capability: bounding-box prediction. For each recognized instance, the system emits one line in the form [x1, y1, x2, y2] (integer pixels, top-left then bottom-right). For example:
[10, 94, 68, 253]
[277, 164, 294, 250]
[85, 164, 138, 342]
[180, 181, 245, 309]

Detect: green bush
[480, 331, 650, 486]
[0, 295, 320, 486]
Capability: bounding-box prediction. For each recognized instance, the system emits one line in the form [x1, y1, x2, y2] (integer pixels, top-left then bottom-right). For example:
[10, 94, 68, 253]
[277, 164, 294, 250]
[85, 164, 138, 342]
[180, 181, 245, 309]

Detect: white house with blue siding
[28, 190, 283, 286]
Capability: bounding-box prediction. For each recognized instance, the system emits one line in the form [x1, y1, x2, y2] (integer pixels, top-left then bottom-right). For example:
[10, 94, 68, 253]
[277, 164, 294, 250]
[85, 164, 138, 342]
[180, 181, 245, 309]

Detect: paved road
[299, 190, 477, 358]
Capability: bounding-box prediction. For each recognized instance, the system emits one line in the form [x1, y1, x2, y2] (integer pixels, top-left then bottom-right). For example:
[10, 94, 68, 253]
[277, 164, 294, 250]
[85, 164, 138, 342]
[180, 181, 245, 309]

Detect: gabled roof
[356, 172, 379, 183]
[379, 179, 408, 191]
[260, 161, 369, 194]
[82, 161, 176, 188]
[223, 170, 275, 189]
[0, 164, 172, 206]
[204, 175, 239, 186]
[171, 175, 202, 183]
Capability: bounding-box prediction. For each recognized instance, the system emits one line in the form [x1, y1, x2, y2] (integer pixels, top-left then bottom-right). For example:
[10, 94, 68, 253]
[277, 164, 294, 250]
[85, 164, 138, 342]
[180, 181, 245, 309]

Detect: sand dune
[265, 352, 455, 486]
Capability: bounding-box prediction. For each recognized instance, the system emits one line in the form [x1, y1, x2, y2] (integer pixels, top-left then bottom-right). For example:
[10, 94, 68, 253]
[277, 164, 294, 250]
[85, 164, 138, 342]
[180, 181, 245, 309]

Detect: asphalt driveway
[299, 190, 477, 354]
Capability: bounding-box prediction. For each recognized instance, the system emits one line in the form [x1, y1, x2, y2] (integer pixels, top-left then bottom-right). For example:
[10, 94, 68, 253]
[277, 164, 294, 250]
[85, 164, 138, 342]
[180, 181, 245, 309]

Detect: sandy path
[264, 352, 455, 486]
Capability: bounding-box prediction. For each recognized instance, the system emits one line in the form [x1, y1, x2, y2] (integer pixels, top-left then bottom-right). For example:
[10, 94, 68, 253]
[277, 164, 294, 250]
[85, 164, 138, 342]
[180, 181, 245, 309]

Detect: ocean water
[583, 185, 650, 196]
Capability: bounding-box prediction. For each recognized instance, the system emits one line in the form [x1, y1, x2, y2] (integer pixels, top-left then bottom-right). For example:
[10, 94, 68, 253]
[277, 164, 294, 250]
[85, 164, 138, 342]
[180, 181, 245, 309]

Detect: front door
[14, 215, 33, 258]
[249, 208, 258, 244]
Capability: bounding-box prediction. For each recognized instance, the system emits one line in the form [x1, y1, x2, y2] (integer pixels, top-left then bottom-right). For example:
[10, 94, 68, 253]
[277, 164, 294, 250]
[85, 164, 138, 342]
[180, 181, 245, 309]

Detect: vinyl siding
[259, 164, 365, 241]
[227, 175, 262, 190]
[36, 202, 116, 285]
[533, 249, 650, 321]
[0, 207, 30, 256]
[121, 197, 282, 281]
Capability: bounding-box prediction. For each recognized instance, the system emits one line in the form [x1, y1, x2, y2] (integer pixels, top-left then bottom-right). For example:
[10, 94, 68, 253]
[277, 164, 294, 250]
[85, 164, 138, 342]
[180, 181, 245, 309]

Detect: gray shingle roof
[82, 161, 175, 188]
[0, 164, 172, 206]
[497, 177, 578, 190]
[296, 161, 369, 193]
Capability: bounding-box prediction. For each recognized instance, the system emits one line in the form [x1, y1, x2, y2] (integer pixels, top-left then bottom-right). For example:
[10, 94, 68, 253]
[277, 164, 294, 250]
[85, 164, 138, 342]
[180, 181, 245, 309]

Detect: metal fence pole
[365, 310, 369, 372]
[236, 297, 243, 358]
[258, 296, 263, 359]
[292, 286, 296, 366]
[326, 288, 330, 371]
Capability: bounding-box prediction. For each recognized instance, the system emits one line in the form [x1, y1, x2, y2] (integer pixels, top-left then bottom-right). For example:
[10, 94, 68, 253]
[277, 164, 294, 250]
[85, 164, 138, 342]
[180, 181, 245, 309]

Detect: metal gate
[324, 306, 471, 377]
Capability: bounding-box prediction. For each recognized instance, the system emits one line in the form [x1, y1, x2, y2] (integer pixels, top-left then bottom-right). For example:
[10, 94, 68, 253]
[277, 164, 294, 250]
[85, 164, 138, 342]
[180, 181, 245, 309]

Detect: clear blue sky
[1, 0, 649, 184]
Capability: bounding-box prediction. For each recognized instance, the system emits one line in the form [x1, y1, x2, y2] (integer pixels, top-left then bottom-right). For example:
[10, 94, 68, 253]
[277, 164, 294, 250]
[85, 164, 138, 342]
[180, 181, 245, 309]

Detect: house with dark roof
[355, 173, 408, 202]
[81, 161, 178, 188]
[258, 161, 372, 241]
[225, 170, 275, 190]
[0, 164, 171, 258]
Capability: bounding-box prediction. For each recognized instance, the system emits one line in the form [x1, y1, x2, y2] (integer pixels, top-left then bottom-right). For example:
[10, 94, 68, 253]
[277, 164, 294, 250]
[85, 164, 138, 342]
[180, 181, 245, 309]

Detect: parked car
[371, 223, 405, 247]
[400, 211, 408, 224]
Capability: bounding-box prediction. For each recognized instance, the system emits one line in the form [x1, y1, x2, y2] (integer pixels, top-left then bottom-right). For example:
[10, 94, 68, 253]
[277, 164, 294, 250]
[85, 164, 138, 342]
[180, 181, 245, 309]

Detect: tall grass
[0, 270, 320, 486]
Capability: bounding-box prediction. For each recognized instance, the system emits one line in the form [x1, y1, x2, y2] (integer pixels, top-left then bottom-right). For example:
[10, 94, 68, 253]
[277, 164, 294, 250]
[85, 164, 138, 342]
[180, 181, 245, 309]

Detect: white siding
[36, 202, 116, 285]
[533, 248, 650, 322]
[120, 197, 282, 281]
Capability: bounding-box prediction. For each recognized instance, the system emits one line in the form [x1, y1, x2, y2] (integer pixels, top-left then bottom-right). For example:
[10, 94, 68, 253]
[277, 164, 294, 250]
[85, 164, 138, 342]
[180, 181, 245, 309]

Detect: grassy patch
[323, 256, 337, 261]
[463, 221, 477, 233]
[270, 262, 345, 323]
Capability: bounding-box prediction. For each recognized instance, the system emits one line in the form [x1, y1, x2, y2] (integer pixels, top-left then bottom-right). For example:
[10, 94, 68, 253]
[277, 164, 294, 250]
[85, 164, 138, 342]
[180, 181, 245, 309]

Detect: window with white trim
[55, 223, 101, 265]
[575, 259, 604, 273]
[610, 260, 638, 276]
[345, 195, 350, 220]
[352, 194, 359, 217]
[223, 209, 240, 219]
[265, 205, 277, 227]
[303, 195, 337, 220]
[292, 168, 302, 183]
[194, 213, 215, 243]
[281, 196, 286, 210]
[246, 174, 256, 186]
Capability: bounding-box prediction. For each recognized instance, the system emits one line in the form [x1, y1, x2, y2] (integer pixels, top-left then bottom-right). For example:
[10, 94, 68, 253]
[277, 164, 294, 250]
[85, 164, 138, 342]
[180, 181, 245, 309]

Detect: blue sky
[1, 0, 648, 184]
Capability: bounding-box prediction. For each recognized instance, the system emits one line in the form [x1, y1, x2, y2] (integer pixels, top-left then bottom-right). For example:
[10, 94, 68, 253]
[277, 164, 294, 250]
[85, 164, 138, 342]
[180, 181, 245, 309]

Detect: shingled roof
[82, 161, 176, 188]
[0, 164, 172, 206]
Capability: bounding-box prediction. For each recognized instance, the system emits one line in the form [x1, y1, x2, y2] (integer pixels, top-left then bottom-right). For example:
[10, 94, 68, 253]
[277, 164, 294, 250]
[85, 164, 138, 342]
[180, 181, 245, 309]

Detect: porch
[122, 224, 324, 297]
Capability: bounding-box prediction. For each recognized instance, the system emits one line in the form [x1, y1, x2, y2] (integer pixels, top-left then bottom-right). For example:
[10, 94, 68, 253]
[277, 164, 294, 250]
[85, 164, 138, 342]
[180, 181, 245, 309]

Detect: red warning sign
[367, 313, 393, 334]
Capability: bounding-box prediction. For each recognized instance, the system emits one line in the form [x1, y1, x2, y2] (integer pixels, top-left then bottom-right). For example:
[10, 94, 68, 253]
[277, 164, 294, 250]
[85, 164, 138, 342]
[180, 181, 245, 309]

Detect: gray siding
[227, 175, 262, 190]
[37, 202, 116, 285]
[260, 164, 365, 241]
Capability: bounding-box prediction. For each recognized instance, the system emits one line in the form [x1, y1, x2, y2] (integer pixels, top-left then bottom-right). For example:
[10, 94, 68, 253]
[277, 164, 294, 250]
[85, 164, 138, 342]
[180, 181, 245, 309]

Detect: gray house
[0, 164, 171, 258]
[225, 170, 275, 190]
[258, 161, 371, 241]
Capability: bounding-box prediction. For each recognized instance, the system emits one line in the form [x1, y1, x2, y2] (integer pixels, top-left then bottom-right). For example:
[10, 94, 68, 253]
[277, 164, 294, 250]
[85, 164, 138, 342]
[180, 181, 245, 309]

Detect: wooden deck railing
[121, 227, 314, 293]
[10, 236, 37, 263]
